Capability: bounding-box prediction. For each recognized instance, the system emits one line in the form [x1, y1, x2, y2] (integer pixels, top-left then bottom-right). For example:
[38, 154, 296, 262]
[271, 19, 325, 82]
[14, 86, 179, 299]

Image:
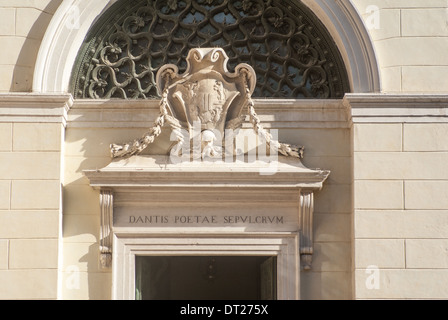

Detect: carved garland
[110, 50, 304, 159]
[110, 71, 185, 158]
[240, 68, 304, 159]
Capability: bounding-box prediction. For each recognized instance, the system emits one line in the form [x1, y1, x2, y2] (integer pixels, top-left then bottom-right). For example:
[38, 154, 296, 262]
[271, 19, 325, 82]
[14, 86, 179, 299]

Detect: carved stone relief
[110, 47, 304, 160]
[86, 47, 330, 271]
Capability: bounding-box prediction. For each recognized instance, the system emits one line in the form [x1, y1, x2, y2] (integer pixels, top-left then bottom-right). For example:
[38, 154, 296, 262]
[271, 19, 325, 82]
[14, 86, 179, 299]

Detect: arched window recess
[70, 0, 350, 100]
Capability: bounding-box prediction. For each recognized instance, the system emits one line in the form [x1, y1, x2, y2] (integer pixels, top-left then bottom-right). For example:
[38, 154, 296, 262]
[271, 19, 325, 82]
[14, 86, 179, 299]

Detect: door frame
[112, 232, 300, 300]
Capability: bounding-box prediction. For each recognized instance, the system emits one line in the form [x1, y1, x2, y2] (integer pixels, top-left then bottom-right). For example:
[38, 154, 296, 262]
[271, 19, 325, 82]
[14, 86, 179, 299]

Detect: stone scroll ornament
[110, 48, 304, 159]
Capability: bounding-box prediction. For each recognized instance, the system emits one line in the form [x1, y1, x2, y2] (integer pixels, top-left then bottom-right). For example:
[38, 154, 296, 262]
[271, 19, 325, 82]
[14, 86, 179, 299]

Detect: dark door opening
[135, 256, 277, 300]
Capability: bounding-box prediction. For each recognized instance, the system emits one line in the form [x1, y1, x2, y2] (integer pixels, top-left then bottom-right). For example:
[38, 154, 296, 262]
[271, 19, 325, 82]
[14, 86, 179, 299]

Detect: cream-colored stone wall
[0, 95, 68, 299]
[299, 129, 352, 299]
[353, 119, 448, 299]
[0, 0, 62, 92]
[62, 129, 141, 300]
[352, 0, 448, 93]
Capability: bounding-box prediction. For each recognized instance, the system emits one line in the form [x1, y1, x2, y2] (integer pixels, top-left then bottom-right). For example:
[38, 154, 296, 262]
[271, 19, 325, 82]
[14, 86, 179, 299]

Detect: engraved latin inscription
[128, 215, 284, 225]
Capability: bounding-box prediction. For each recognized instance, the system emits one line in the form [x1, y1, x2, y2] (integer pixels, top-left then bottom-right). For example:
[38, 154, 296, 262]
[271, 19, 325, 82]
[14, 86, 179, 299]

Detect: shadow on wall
[79, 243, 112, 300]
[10, 0, 63, 92]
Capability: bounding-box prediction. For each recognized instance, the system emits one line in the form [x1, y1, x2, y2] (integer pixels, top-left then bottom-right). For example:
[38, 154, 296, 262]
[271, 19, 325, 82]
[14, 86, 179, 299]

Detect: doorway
[135, 256, 277, 300]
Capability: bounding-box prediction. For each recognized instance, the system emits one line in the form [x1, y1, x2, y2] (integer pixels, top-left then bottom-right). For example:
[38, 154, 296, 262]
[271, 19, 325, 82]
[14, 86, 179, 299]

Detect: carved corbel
[99, 189, 113, 269]
[299, 191, 314, 270]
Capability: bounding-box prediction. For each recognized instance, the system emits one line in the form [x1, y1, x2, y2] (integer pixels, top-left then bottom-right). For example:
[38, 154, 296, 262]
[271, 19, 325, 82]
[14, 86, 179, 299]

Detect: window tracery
[70, 0, 349, 99]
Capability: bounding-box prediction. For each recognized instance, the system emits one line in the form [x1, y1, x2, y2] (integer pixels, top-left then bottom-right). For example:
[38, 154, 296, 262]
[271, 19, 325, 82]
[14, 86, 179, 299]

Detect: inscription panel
[114, 205, 299, 232]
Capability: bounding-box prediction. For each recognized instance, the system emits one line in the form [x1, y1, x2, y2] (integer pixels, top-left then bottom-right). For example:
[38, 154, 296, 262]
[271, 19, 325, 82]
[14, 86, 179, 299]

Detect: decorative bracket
[99, 189, 113, 269]
[299, 191, 314, 270]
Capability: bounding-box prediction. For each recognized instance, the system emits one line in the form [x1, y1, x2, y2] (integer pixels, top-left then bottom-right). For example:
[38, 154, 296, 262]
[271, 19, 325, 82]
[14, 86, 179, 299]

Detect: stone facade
[0, 0, 447, 300]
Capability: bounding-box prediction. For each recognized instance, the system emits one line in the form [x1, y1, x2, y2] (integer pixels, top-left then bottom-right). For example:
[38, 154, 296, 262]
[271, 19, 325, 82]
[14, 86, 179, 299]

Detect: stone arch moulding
[33, 0, 381, 94]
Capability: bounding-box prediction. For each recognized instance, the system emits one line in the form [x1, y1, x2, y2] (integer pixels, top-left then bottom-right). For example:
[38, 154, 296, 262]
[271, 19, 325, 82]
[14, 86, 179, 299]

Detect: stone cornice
[345, 93, 448, 123]
[0, 93, 73, 125]
[68, 98, 350, 129]
[84, 155, 330, 191]
[3, 93, 447, 127]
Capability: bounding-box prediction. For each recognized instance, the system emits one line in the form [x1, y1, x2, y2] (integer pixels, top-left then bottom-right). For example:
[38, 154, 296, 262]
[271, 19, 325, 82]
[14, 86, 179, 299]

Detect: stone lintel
[84, 155, 330, 190]
[85, 155, 329, 270]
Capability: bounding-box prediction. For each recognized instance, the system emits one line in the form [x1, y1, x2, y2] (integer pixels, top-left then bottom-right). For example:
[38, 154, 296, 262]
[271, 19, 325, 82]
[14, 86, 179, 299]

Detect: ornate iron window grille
[70, 0, 350, 99]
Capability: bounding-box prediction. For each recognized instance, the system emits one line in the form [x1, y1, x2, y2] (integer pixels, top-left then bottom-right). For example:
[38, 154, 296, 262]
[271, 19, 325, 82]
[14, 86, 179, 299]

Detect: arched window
[70, 0, 350, 99]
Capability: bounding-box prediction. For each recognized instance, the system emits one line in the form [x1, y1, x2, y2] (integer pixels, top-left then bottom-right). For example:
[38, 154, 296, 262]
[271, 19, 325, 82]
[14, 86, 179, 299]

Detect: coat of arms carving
[110, 48, 304, 160]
